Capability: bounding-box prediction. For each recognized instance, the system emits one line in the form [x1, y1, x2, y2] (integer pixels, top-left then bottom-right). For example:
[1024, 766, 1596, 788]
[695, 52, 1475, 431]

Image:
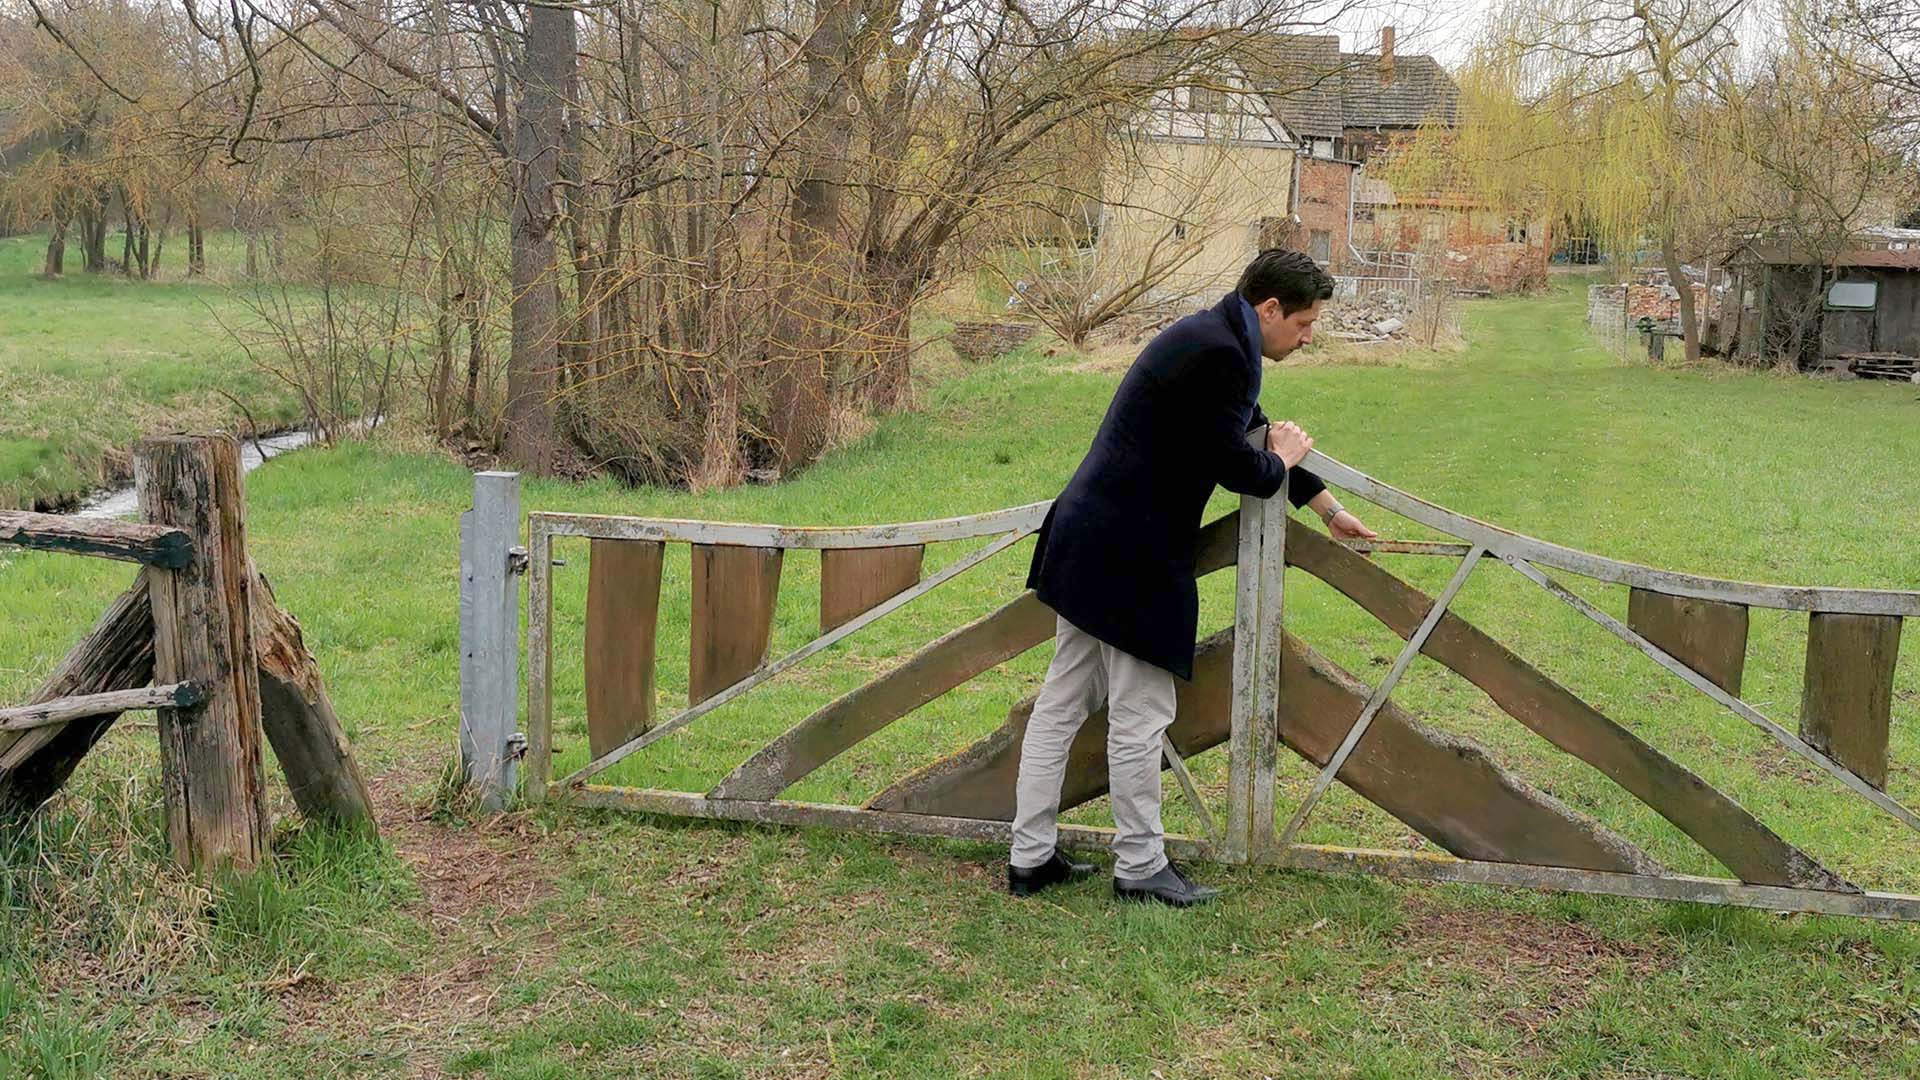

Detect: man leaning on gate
[1009, 248, 1378, 907]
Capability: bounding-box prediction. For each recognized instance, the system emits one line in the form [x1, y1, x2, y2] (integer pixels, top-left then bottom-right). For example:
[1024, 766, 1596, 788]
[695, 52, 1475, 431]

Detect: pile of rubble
[1322, 289, 1417, 341]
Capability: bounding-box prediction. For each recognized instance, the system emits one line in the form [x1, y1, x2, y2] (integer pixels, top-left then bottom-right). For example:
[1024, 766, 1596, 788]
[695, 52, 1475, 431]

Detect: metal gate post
[459, 471, 524, 811]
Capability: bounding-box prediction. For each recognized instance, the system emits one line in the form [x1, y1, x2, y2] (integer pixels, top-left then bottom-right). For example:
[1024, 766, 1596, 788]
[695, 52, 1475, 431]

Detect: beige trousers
[1010, 615, 1178, 879]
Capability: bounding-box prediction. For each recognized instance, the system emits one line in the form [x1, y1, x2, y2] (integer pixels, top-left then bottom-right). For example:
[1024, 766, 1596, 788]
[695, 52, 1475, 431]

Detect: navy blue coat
[1026, 293, 1325, 680]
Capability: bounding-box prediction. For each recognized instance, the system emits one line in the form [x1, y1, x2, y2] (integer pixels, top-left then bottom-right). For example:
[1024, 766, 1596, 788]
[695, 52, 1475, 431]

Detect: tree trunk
[861, 257, 921, 413]
[694, 367, 742, 490]
[80, 203, 107, 272]
[502, 0, 574, 476]
[45, 199, 69, 278]
[187, 223, 205, 276]
[121, 200, 136, 276]
[465, 284, 487, 430]
[766, 0, 864, 475]
[1660, 232, 1700, 363]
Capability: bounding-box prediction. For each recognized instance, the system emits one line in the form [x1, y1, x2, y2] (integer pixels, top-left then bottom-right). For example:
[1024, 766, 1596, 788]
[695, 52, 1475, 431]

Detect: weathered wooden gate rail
[0, 436, 376, 874]
[483, 446, 1919, 920]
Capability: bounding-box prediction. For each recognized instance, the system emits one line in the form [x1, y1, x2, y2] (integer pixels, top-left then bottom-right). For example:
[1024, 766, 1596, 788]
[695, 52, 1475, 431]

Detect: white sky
[1319, 0, 1500, 69]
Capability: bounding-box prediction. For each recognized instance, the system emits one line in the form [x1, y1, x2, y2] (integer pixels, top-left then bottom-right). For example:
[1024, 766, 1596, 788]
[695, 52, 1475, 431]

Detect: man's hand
[1265, 421, 1313, 468]
[1327, 510, 1378, 542]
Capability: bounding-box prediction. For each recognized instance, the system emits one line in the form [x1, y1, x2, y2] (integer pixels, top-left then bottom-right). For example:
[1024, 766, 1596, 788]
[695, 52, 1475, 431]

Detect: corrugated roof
[1745, 244, 1920, 269]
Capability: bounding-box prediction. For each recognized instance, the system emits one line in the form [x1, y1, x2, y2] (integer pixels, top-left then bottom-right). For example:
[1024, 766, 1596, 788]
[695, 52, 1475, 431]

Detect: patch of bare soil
[274, 760, 560, 1078]
[1364, 896, 1670, 1075]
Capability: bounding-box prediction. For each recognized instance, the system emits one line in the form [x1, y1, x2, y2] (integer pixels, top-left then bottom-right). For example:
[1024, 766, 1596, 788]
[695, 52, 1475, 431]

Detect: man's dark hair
[1236, 248, 1335, 314]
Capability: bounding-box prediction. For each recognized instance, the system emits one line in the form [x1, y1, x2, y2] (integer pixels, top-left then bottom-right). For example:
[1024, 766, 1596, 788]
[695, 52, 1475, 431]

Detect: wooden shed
[1723, 237, 1920, 376]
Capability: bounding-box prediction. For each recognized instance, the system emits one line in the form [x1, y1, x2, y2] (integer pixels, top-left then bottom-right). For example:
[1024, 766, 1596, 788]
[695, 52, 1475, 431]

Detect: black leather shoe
[1113, 860, 1219, 907]
[1008, 849, 1097, 896]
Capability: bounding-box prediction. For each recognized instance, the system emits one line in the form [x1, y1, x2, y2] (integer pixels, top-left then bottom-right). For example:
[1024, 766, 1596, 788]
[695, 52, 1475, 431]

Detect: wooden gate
[494, 449, 1920, 920]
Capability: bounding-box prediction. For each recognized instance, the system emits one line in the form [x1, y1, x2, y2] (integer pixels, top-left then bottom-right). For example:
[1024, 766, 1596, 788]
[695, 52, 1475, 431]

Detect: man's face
[1255, 297, 1322, 359]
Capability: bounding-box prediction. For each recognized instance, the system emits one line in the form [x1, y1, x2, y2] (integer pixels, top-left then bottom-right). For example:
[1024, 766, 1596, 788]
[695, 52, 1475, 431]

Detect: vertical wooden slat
[1251, 485, 1288, 855]
[1224, 496, 1264, 863]
[689, 544, 784, 705]
[1801, 613, 1902, 790]
[525, 522, 554, 802]
[1627, 588, 1749, 696]
[136, 435, 268, 874]
[819, 545, 924, 634]
[586, 539, 665, 758]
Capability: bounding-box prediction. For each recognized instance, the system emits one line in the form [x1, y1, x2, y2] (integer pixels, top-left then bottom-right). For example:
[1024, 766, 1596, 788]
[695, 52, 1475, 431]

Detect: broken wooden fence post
[251, 567, 379, 830]
[136, 434, 270, 874]
[460, 471, 524, 811]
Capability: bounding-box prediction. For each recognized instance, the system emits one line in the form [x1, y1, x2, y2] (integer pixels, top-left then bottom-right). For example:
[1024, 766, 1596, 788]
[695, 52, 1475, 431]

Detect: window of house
[1310, 229, 1332, 263]
[1507, 220, 1528, 244]
[1353, 207, 1375, 223]
[1171, 220, 1189, 241]
[1826, 280, 1877, 309]
[1190, 87, 1234, 114]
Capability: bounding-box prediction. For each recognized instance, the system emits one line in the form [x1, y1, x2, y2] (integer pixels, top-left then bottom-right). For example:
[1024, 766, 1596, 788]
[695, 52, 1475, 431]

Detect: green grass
[3, 279, 1919, 1076]
[0, 232, 301, 509]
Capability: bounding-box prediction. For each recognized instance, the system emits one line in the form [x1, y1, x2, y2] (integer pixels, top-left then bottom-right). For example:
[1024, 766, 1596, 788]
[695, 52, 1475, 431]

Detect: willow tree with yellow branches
[1384, 0, 1752, 362]
[1390, 0, 1915, 365]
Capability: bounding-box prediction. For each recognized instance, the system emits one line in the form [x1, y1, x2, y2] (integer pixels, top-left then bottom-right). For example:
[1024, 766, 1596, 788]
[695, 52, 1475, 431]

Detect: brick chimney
[1380, 25, 1396, 87]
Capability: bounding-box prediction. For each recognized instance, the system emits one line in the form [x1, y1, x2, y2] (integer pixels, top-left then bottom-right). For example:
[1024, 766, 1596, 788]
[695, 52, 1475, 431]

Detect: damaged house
[1090, 29, 1539, 299]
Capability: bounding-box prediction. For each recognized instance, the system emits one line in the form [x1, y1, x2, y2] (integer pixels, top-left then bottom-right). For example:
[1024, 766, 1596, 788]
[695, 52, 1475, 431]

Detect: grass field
[0, 232, 300, 509]
[2, 280, 1919, 1078]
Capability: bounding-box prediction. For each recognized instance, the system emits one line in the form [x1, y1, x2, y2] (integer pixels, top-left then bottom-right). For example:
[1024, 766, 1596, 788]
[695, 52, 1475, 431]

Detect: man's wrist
[1317, 500, 1344, 524]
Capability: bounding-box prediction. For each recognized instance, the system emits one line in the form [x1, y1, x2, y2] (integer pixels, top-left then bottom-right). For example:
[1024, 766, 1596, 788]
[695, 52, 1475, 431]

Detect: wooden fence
[0, 434, 375, 873]
[461, 446, 1920, 920]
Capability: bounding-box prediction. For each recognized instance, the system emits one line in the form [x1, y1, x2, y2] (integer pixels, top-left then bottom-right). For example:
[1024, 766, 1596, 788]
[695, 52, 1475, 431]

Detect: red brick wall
[1292, 157, 1353, 267]
[1625, 282, 1709, 323]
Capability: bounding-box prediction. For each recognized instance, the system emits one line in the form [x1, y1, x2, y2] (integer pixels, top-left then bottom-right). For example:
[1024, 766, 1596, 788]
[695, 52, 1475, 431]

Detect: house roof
[1245, 36, 1461, 138]
[1239, 35, 1346, 139]
[1100, 30, 1460, 143]
[1338, 52, 1459, 129]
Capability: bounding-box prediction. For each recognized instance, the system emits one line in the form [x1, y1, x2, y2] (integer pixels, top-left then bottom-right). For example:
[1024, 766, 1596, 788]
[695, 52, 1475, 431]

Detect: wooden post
[1251, 480, 1288, 854]
[1225, 494, 1264, 863]
[135, 435, 269, 874]
[460, 471, 522, 811]
[251, 567, 378, 831]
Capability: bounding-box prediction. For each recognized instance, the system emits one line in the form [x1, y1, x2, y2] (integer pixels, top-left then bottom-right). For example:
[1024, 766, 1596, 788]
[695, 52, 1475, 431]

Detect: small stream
[74, 425, 351, 519]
